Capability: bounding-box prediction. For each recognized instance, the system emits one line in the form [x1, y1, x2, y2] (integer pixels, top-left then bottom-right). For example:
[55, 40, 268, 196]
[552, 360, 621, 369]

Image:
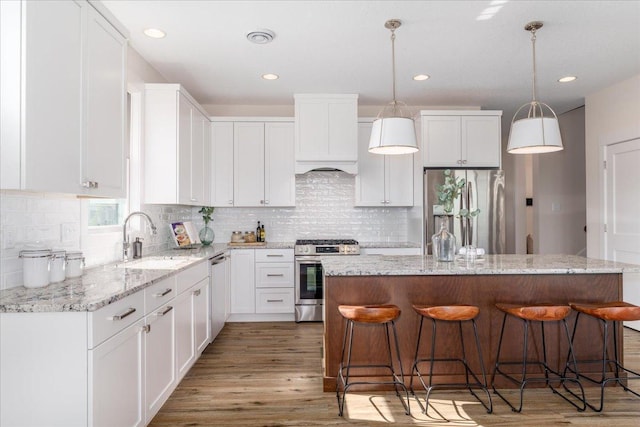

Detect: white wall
[585, 74, 640, 258]
[533, 106, 586, 255]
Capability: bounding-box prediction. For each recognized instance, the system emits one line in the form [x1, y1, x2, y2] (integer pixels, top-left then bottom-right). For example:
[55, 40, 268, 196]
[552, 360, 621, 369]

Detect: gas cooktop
[294, 239, 360, 256]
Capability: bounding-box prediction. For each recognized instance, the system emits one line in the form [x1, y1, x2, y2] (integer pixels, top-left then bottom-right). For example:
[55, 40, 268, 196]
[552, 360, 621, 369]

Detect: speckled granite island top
[321, 254, 640, 276]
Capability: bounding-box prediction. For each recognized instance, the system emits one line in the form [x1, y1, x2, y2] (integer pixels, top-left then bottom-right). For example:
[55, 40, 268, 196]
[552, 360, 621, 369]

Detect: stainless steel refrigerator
[424, 169, 506, 255]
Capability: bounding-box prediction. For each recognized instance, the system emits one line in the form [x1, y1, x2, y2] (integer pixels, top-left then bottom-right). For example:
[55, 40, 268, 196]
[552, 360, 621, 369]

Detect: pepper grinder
[133, 237, 143, 259]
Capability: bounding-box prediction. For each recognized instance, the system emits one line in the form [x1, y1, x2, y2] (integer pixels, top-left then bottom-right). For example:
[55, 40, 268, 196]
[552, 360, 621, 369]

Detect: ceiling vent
[246, 29, 275, 44]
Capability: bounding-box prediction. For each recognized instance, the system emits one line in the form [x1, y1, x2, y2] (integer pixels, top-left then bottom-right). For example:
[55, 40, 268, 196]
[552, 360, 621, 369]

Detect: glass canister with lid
[49, 250, 67, 283]
[19, 249, 52, 288]
[65, 251, 85, 278]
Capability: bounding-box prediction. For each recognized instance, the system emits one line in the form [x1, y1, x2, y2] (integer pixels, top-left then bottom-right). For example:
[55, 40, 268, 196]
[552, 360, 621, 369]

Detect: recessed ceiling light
[413, 74, 430, 81]
[143, 28, 166, 39]
[558, 76, 577, 83]
[262, 73, 279, 80]
[247, 29, 275, 44]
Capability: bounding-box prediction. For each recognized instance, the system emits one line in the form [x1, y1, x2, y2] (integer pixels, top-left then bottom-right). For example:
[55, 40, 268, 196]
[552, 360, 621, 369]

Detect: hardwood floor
[149, 322, 640, 426]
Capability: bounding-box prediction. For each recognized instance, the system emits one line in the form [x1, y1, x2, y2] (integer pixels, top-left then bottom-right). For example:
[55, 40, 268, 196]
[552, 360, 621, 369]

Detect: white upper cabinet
[144, 84, 211, 206]
[421, 110, 502, 168]
[355, 122, 414, 207]
[211, 122, 235, 207]
[0, 0, 126, 197]
[84, 5, 127, 197]
[213, 119, 295, 208]
[294, 94, 358, 174]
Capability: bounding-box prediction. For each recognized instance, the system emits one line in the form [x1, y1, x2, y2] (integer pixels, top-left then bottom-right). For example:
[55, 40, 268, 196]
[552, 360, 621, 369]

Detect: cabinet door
[189, 107, 209, 205]
[422, 116, 462, 167]
[83, 6, 126, 197]
[230, 250, 255, 314]
[193, 278, 211, 355]
[462, 116, 501, 168]
[211, 122, 235, 207]
[264, 122, 295, 207]
[386, 153, 414, 206]
[144, 304, 175, 423]
[90, 319, 145, 427]
[174, 289, 195, 381]
[327, 99, 358, 161]
[22, 0, 83, 193]
[233, 123, 265, 207]
[355, 122, 386, 206]
[177, 93, 193, 205]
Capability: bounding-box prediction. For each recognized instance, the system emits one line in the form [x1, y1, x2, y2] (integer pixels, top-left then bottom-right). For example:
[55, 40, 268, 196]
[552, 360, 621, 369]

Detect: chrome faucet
[123, 211, 158, 261]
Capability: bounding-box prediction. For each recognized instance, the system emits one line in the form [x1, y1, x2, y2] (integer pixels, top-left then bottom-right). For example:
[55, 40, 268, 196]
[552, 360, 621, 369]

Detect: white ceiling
[102, 0, 640, 121]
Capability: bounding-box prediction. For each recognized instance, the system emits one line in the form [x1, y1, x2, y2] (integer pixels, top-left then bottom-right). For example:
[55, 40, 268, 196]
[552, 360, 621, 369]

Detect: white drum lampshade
[368, 117, 418, 155]
[507, 116, 563, 154]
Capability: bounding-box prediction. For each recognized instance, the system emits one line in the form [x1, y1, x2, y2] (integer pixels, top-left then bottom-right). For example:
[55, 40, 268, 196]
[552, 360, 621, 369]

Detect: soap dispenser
[133, 237, 143, 259]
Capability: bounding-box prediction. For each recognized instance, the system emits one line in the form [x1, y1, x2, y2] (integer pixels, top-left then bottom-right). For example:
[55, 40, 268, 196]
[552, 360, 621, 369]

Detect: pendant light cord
[390, 28, 397, 112]
[530, 28, 538, 103]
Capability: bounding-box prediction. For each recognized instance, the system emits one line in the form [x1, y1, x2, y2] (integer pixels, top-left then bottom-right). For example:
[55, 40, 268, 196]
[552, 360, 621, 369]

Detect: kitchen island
[321, 254, 640, 391]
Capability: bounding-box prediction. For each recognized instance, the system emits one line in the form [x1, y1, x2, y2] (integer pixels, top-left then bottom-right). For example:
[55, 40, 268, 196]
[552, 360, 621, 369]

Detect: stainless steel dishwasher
[210, 253, 228, 340]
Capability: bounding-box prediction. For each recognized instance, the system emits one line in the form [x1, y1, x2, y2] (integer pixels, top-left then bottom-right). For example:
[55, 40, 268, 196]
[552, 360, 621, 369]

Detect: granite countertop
[321, 254, 640, 276]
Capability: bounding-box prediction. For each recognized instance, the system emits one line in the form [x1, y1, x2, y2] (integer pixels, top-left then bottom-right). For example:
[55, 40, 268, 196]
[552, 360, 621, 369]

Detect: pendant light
[507, 21, 563, 154]
[368, 19, 419, 155]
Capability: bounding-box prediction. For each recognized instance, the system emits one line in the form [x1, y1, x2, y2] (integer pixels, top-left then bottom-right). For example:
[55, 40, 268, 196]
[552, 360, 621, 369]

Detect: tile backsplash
[0, 171, 408, 290]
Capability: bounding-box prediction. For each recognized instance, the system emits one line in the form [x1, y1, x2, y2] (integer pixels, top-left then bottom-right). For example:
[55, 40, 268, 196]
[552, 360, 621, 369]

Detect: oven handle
[295, 256, 322, 263]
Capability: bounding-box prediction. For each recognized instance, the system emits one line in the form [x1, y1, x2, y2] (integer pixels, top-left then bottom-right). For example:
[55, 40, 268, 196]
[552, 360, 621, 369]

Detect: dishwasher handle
[210, 254, 227, 266]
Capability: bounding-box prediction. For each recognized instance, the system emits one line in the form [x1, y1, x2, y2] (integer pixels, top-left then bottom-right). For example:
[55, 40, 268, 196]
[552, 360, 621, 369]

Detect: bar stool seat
[336, 304, 410, 417]
[411, 305, 492, 415]
[491, 302, 585, 412]
[564, 301, 640, 411]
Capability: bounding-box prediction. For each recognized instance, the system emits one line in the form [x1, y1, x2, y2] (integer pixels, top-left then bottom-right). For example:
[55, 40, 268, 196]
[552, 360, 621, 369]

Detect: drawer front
[89, 291, 145, 349]
[177, 261, 209, 294]
[144, 276, 177, 313]
[255, 288, 294, 314]
[255, 249, 294, 263]
[255, 263, 293, 288]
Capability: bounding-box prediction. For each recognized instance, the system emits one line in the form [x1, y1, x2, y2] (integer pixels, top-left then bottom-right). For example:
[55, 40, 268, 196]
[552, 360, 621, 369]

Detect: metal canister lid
[51, 250, 66, 259]
[19, 249, 52, 258]
[65, 251, 84, 260]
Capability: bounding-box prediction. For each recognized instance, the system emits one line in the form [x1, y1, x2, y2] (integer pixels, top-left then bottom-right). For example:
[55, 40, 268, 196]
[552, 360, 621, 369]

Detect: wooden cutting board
[228, 242, 267, 246]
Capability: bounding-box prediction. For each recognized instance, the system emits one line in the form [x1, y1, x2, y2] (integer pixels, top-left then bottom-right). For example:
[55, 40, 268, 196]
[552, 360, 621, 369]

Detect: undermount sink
[116, 256, 195, 270]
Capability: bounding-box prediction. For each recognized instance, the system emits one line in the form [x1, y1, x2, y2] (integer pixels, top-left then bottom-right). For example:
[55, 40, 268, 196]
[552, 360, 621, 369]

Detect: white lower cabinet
[144, 302, 175, 422]
[229, 248, 294, 320]
[175, 271, 211, 381]
[0, 261, 212, 427]
[90, 318, 146, 427]
[230, 249, 256, 314]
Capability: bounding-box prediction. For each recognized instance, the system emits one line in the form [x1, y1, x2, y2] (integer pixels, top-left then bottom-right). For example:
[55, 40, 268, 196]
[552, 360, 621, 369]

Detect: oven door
[295, 257, 323, 305]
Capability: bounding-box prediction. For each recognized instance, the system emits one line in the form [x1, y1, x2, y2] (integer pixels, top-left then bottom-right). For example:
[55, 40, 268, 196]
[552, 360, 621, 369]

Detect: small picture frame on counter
[170, 221, 201, 248]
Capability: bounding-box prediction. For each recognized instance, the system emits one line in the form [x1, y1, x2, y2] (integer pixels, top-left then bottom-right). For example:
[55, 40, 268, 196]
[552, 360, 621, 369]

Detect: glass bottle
[432, 217, 456, 262]
[260, 224, 265, 242]
[256, 221, 261, 242]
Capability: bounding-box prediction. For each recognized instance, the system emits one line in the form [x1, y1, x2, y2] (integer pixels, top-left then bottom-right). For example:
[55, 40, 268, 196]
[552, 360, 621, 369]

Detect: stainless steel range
[294, 239, 360, 322]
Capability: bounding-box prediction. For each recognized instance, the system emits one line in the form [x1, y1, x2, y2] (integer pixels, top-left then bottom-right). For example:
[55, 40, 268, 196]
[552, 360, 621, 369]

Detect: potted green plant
[198, 206, 215, 246]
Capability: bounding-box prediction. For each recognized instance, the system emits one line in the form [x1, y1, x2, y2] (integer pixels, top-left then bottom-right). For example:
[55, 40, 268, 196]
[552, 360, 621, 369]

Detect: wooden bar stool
[564, 301, 640, 411]
[336, 304, 410, 417]
[491, 303, 586, 412]
[410, 305, 492, 415]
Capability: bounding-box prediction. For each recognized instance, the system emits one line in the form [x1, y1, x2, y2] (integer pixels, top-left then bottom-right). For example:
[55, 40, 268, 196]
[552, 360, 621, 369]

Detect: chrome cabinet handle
[142, 324, 151, 333]
[111, 307, 136, 321]
[154, 288, 172, 297]
[462, 159, 467, 164]
[193, 289, 201, 297]
[264, 200, 270, 205]
[266, 254, 283, 257]
[156, 306, 173, 316]
[82, 181, 99, 189]
[228, 200, 233, 204]
[267, 273, 284, 277]
[267, 299, 284, 303]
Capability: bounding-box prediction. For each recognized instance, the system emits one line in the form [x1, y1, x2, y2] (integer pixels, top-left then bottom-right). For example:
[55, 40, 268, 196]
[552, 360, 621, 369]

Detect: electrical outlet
[60, 223, 78, 243]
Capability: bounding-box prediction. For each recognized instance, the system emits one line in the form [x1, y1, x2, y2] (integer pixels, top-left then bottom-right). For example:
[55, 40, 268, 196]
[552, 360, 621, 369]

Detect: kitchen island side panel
[323, 273, 622, 391]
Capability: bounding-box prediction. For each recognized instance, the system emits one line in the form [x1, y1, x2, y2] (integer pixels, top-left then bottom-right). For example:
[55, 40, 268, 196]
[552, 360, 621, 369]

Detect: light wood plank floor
[150, 322, 640, 426]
